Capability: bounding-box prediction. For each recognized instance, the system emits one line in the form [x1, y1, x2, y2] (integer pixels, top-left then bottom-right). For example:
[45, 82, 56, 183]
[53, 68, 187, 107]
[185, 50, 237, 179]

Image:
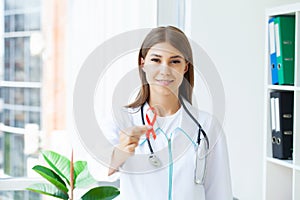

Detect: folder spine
[270, 91, 294, 159]
[268, 17, 278, 84]
[274, 16, 295, 85]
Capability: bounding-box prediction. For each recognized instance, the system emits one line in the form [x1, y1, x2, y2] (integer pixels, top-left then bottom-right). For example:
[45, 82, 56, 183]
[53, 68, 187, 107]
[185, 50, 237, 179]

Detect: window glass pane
[4, 63, 10, 81]
[0, 191, 14, 200]
[28, 88, 40, 106]
[4, 109, 11, 126]
[24, 37, 30, 82]
[4, 132, 25, 176]
[4, 38, 10, 63]
[14, 88, 24, 105]
[4, 39, 11, 81]
[4, 15, 11, 32]
[14, 1, 24, 10]
[14, 14, 24, 32]
[4, 0, 16, 10]
[0, 133, 3, 169]
[14, 38, 25, 81]
[15, 110, 25, 128]
[10, 88, 14, 104]
[0, 88, 2, 124]
[0, 191, 40, 200]
[25, 0, 40, 8]
[24, 88, 39, 106]
[25, 13, 40, 31]
[29, 55, 41, 82]
[3, 87, 10, 104]
[29, 111, 40, 125]
[5, 0, 25, 10]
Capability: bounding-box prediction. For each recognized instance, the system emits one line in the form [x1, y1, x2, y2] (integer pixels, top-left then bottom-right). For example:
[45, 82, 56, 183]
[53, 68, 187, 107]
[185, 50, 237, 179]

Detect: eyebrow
[150, 54, 184, 59]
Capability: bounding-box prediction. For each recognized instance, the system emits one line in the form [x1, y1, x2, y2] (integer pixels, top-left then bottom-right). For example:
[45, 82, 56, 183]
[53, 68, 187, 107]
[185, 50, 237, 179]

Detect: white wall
[189, 0, 300, 199]
[66, 0, 300, 198]
[66, 0, 157, 180]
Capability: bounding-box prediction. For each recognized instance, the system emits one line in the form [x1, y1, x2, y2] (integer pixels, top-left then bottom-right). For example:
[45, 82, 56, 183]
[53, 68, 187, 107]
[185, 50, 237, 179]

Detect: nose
[159, 64, 171, 75]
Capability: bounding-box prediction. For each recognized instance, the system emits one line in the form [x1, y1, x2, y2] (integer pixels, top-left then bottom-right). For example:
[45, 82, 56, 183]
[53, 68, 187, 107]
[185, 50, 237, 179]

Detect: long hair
[127, 26, 194, 108]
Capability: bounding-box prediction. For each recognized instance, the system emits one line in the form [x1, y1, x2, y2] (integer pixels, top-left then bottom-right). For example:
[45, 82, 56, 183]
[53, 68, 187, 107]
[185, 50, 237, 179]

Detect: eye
[151, 58, 160, 63]
[170, 60, 181, 64]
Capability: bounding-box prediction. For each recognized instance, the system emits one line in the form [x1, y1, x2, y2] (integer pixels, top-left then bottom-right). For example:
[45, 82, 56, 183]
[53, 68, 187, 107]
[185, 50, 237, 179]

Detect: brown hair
[127, 26, 194, 108]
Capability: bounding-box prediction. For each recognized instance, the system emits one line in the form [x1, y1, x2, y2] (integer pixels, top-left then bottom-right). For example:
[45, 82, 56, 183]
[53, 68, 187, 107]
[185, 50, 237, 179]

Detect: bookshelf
[263, 3, 300, 200]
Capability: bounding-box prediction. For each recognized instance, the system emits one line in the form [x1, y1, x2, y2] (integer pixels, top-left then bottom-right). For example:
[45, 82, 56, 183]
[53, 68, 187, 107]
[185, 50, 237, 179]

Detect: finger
[124, 143, 138, 154]
[130, 125, 152, 136]
[120, 125, 152, 140]
[121, 134, 140, 144]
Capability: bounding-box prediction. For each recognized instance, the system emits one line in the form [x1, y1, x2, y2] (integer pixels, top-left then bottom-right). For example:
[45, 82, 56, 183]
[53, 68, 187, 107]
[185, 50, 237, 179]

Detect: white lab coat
[105, 100, 233, 200]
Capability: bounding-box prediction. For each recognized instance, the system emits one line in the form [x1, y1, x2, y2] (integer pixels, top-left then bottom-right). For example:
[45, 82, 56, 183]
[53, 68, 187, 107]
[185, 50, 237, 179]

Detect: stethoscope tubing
[140, 96, 209, 185]
[178, 96, 209, 149]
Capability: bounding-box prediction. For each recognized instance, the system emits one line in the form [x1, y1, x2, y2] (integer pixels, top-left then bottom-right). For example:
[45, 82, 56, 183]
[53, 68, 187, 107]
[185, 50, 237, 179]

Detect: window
[0, 0, 158, 199]
[0, 0, 42, 199]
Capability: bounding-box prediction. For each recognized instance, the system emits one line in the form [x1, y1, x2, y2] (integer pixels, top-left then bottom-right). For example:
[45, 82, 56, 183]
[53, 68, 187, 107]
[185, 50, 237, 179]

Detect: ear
[140, 58, 146, 72]
[184, 62, 189, 73]
[140, 57, 145, 66]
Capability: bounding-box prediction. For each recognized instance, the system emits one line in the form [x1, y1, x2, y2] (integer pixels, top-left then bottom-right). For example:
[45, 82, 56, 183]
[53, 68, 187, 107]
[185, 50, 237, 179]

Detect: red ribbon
[146, 107, 157, 140]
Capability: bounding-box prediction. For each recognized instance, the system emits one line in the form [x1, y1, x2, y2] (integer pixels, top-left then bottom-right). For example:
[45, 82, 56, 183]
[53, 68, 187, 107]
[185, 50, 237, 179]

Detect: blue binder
[268, 17, 278, 84]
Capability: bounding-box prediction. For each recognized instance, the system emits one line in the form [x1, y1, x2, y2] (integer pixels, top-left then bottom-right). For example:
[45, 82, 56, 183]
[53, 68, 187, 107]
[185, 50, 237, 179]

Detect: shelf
[264, 4, 300, 200]
[293, 170, 300, 199]
[266, 3, 300, 16]
[267, 85, 295, 91]
[266, 157, 294, 169]
[265, 162, 293, 200]
[295, 165, 300, 171]
[267, 85, 300, 91]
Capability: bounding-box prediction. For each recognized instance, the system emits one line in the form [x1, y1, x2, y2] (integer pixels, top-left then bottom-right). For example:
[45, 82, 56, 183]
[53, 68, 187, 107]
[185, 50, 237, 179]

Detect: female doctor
[106, 26, 233, 200]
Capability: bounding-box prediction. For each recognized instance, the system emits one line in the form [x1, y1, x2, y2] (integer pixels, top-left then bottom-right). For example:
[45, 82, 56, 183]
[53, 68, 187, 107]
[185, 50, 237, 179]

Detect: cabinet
[263, 3, 300, 200]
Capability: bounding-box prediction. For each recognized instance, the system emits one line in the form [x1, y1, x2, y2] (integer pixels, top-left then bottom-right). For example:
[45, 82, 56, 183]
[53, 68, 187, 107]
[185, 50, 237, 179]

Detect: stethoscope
[141, 96, 210, 184]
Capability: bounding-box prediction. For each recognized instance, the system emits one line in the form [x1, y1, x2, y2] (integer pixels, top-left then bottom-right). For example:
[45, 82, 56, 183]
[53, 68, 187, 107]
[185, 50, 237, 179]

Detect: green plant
[26, 150, 120, 200]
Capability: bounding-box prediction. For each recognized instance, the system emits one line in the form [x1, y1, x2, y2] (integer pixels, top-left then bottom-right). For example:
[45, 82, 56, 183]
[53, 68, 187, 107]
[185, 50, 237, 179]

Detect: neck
[148, 92, 181, 117]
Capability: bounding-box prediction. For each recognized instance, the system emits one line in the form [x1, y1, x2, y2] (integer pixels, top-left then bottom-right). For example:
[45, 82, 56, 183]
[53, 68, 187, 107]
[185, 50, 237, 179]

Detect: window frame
[0, 0, 43, 194]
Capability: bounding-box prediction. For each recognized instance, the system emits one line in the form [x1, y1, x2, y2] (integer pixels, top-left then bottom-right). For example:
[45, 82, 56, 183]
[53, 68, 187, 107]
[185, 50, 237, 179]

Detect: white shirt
[104, 100, 233, 200]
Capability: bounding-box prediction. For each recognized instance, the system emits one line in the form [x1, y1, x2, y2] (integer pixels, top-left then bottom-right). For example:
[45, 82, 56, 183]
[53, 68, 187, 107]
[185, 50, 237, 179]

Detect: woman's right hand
[108, 125, 152, 175]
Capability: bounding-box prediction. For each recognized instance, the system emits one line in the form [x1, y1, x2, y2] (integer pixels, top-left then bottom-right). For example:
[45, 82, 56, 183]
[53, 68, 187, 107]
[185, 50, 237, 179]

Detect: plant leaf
[32, 165, 69, 193]
[80, 186, 120, 200]
[26, 183, 69, 199]
[74, 161, 87, 177]
[74, 161, 96, 188]
[42, 150, 71, 185]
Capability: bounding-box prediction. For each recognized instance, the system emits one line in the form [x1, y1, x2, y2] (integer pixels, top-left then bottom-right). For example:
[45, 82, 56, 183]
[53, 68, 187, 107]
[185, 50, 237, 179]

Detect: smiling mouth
[156, 79, 174, 86]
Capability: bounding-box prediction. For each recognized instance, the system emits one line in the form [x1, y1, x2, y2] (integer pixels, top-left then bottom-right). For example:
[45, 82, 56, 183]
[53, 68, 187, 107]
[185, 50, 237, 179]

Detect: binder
[274, 16, 295, 85]
[268, 17, 278, 84]
[270, 91, 294, 159]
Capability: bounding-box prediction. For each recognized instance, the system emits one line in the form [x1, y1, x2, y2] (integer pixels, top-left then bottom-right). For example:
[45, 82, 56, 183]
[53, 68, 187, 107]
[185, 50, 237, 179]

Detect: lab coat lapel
[180, 99, 199, 141]
[172, 99, 198, 162]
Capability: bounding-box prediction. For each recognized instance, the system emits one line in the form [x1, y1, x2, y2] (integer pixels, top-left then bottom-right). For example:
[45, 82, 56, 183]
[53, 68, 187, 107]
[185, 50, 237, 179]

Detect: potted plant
[26, 150, 120, 200]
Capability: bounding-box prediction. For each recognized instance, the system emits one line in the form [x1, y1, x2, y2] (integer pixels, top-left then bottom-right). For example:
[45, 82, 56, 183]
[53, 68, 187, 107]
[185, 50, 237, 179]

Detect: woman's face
[141, 42, 188, 96]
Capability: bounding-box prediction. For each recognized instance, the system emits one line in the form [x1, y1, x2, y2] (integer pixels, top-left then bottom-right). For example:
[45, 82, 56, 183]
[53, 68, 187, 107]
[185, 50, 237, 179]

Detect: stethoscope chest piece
[148, 154, 161, 167]
[194, 178, 201, 184]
